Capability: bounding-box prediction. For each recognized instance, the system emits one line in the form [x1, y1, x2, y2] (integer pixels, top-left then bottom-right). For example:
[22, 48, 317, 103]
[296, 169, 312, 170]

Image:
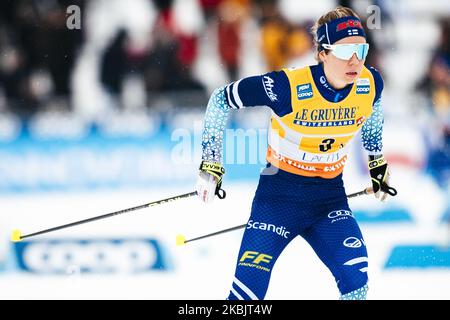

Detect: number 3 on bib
[299, 136, 352, 153]
[319, 138, 336, 152]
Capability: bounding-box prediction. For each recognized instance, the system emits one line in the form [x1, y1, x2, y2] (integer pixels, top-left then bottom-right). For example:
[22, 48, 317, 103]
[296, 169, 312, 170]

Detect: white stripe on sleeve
[232, 79, 243, 108]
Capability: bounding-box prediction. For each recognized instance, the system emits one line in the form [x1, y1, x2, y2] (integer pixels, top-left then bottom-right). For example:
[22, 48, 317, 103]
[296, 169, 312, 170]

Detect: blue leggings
[228, 166, 368, 300]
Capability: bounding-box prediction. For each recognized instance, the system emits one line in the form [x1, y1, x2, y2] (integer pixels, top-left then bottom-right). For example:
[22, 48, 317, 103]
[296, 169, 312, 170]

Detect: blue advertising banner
[12, 238, 170, 274]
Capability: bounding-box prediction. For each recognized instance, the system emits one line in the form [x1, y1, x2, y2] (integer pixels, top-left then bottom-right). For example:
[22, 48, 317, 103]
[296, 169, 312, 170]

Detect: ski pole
[176, 187, 374, 246]
[11, 191, 199, 242]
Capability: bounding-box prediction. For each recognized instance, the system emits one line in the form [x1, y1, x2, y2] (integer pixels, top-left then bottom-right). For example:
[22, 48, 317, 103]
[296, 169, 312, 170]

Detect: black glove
[368, 155, 397, 200]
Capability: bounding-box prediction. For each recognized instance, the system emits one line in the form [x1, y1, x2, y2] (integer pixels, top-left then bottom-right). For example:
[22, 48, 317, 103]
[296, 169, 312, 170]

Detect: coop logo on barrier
[13, 238, 169, 274]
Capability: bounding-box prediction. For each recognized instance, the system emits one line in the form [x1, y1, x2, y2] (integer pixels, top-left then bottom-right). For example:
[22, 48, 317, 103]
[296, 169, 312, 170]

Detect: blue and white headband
[317, 16, 366, 50]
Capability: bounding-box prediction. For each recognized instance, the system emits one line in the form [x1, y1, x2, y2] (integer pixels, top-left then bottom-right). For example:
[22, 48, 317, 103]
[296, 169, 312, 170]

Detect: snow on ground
[0, 180, 449, 300]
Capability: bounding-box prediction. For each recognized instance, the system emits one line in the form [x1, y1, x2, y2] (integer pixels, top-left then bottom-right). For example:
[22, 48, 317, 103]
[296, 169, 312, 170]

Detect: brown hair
[311, 6, 361, 62]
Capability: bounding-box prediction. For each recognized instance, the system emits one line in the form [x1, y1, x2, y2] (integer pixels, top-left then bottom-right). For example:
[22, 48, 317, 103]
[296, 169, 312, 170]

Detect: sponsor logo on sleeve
[262, 76, 278, 102]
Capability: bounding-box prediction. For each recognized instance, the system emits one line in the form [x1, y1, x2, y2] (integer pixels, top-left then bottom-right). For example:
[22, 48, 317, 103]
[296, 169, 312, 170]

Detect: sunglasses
[322, 43, 370, 61]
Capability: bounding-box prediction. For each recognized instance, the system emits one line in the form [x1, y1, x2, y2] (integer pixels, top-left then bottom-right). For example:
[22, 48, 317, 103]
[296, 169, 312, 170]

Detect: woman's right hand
[195, 161, 226, 203]
[196, 171, 219, 203]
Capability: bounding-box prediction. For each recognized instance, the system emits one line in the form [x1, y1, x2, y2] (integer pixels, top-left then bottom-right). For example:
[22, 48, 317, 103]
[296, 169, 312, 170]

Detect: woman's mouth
[346, 71, 358, 77]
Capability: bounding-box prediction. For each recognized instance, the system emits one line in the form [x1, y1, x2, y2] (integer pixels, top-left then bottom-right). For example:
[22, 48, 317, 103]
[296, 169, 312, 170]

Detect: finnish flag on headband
[317, 16, 366, 49]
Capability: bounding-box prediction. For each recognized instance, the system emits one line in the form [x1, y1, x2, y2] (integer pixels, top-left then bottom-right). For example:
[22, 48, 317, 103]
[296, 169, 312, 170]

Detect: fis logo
[262, 76, 278, 101]
[296, 83, 313, 100]
[356, 78, 370, 94]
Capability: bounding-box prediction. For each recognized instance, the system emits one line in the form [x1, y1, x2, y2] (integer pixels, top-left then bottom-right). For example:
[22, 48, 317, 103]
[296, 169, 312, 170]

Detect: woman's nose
[348, 53, 359, 65]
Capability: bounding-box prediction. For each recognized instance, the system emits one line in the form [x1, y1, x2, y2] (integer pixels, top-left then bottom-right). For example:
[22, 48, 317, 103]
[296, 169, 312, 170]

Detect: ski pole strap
[200, 161, 226, 199]
[200, 161, 225, 183]
[367, 156, 397, 196]
[368, 156, 387, 169]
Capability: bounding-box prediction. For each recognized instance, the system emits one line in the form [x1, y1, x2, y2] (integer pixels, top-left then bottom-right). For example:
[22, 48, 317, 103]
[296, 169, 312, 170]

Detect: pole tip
[11, 229, 22, 242]
[176, 234, 186, 246]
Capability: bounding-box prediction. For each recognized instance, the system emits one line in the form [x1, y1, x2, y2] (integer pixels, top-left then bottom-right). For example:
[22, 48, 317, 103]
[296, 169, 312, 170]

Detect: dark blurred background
[0, 0, 449, 299]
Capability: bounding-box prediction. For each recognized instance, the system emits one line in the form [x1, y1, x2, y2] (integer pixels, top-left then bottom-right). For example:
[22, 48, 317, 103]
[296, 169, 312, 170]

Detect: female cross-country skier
[196, 6, 397, 300]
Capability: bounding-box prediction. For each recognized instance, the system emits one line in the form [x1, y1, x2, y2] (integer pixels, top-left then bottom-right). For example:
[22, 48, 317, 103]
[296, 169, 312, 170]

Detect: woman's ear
[319, 50, 327, 63]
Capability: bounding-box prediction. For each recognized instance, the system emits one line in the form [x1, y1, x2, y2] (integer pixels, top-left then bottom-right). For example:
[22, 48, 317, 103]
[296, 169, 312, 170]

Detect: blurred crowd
[0, 0, 388, 116]
[417, 18, 450, 189]
[0, 0, 83, 116]
[0, 0, 449, 182]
